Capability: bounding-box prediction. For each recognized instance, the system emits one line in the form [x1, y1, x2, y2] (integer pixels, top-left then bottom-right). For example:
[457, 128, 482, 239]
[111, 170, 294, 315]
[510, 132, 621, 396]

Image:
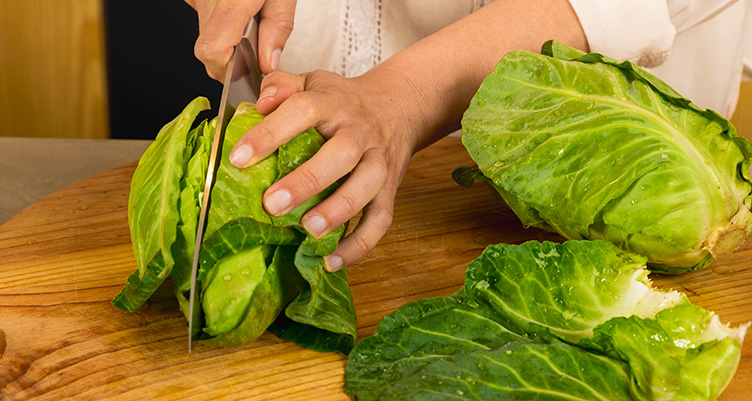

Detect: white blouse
[280, 0, 751, 118]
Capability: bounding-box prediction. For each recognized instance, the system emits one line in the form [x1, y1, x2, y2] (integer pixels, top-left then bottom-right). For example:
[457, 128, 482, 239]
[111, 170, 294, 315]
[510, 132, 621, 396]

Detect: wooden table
[1, 136, 750, 400]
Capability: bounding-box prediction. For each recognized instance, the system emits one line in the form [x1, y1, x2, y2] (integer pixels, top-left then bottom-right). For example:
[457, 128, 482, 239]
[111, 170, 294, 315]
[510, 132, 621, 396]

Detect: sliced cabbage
[345, 240, 748, 401]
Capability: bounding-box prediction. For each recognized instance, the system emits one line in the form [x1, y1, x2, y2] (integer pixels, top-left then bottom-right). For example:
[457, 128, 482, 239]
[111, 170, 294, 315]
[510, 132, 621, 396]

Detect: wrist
[362, 60, 468, 153]
[355, 65, 434, 153]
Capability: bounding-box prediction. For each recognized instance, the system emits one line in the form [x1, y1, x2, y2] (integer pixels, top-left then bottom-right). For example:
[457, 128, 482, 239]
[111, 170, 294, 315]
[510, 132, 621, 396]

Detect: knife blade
[188, 16, 263, 352]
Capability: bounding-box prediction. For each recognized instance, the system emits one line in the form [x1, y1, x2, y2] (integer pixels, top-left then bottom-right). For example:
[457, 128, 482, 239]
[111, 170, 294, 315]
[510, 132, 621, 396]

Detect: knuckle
[287, 92, 319, 121]
[368, 150, 389, 180]
[193, 38, 213, 61]
[368, 202, 394, 232]
[351, 233, 377, 256]
[194, 37, 224, 66]
[346, 203, 394, 258]
[263, 69, 287, 81]
[270, 15, 295, 36]
[251, 122, 277, 144]
[336, 136, 364, 163]
[304, 69, 327, 81]
[260, 70, 296, 91]
[304, 69, 337, 89]
[252, 124, 290, 157]
[295, 167, 325, 197]
[337, 191, 362, 216]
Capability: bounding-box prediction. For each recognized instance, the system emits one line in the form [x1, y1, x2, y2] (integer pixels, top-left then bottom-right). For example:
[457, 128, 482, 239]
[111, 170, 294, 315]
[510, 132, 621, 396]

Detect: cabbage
[344, 240, 748, 400]
[454, 41, 752, 273]
[112, 98, 356, 352]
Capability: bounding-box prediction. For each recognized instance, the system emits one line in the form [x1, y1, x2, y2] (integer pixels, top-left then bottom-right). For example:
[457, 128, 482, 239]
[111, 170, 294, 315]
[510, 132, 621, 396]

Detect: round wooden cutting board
[0, 136, 750, 400]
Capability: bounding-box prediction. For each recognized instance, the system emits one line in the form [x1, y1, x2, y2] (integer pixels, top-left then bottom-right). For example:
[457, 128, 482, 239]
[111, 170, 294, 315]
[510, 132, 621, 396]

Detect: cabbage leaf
[344, 240, 747, 400]
[112, 97, 210, 311]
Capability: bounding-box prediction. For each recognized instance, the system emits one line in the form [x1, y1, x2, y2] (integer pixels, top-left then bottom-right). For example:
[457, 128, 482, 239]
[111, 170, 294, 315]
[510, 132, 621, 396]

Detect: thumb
[258, 0, 297, 74]
[255, 70, 306, 114]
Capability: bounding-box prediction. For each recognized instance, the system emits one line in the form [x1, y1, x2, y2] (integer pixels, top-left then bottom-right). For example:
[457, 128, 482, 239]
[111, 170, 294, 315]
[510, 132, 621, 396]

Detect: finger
[300, 148, 388, 239]
[262, 134, 365, 217]
[258, 0, 297, 74]
[324, 190, 396, 271]
[229, 82, 317, 169]
[256, 70, 306, 114]
[195, 0, 261, 81]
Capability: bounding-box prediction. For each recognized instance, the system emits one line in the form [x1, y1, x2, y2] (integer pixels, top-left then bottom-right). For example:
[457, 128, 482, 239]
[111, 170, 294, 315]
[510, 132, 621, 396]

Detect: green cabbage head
[113, 98, 356, 353]
[455, 41, 752, 273]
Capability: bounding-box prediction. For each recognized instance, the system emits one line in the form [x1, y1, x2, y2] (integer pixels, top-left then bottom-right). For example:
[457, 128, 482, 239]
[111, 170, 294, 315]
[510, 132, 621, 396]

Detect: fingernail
[270, 49, 281, 71]
[303, 214, 328, 237]
[258, 86, 277, 102]
[325, 255, 344, 272]
[230, 144, 253, 168]
[265, 189, 291, 215]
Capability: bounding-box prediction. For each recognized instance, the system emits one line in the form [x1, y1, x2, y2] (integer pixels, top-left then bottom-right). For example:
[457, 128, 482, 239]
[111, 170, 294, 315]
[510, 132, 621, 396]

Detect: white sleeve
[665, 0, 740, 32]
[567, 1, 676, 67]
[568, 1, 741, 68]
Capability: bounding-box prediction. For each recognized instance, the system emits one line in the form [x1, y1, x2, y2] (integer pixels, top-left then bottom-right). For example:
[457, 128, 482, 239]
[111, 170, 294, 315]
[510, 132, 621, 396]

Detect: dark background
[105, 1, 222, 139]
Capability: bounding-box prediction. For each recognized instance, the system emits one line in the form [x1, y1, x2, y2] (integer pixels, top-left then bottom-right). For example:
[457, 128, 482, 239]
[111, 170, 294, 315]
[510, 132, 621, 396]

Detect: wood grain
[0, 0, 108, 139]
[0, 137, 750, 400]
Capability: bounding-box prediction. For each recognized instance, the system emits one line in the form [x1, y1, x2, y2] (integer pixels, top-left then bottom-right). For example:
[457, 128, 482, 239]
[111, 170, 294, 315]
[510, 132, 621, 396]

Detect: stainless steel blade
[188, 16, 262, 352]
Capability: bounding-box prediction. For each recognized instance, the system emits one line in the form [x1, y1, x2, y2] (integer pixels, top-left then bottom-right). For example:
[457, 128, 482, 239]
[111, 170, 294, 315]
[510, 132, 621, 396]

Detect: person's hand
[228, 69, 428, 271]
[184, 0, 297, 80]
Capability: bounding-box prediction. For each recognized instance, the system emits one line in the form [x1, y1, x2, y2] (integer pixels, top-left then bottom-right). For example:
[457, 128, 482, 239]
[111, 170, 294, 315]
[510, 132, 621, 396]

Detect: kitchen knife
[188, 16, 263, 352]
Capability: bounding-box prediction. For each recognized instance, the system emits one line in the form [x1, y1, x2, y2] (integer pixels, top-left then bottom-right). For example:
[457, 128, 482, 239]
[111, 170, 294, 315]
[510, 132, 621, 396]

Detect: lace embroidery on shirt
[339, 0, 493, 77]
[341, 0, 382, 77]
